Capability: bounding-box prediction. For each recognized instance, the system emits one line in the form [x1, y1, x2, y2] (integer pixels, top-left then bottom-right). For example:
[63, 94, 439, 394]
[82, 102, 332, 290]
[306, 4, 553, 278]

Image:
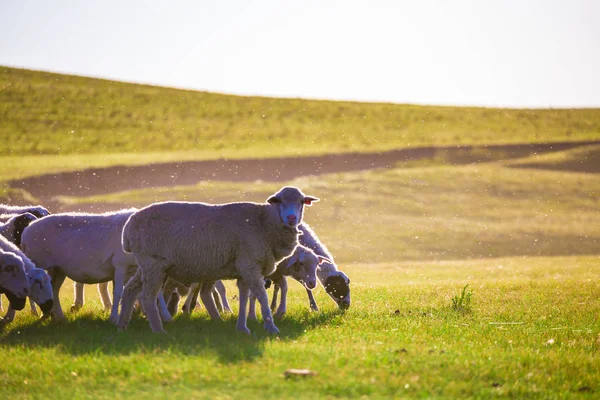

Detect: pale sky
[1, 0, 599, 108]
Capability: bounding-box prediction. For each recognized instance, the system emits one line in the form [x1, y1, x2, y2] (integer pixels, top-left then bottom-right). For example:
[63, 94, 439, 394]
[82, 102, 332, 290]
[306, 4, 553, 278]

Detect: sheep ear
[303, 196, 319, 206]
[267, 195, 281, 204]
[286, 253, 300, 269]
[318, 256, 332, 265]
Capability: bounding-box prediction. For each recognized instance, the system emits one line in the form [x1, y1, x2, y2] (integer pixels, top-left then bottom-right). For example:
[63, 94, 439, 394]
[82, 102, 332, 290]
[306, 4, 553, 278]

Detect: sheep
[0, 213, 38, 247]
[117, 186, 319, 334]
[247, 244, 330, 321]
[0, 249, 31, 319]
[0, 204, 50, 219]
[19, 208, 161, 324]
[0, 235, 53, 322]
[295, 223, 351, 311]
[0, 212, 38, 313]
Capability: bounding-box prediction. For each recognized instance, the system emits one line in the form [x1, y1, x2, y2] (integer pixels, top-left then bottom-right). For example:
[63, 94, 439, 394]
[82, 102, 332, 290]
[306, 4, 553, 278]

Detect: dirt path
[9, 141, 597, 209]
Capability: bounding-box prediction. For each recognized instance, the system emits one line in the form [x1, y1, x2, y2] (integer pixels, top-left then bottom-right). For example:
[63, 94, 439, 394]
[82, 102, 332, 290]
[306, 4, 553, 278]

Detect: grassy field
[1, 66, 599, 398]
[1, 256, 598, 399]
[2, 66, 600, 180]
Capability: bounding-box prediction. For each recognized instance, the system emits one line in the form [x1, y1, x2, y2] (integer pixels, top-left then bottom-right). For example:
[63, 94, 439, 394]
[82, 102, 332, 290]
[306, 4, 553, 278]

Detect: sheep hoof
[273, 311, 286, 320]
[70, 304, 82, 312]
[265, 324, 280, 335]
[236, 325, 251, 335]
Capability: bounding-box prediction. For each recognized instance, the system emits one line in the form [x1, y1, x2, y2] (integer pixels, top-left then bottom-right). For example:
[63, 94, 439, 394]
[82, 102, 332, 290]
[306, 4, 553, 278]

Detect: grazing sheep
[0, 204, 50, 219]
[0, 235, 53, 322]
[297, 223, 351, 311]
[20, 209, 144, 324]
[0, 213, 38, 247]
[247, 244, 330, 320]
[0, 249, 31, 318]
[117, 186, 319, 334]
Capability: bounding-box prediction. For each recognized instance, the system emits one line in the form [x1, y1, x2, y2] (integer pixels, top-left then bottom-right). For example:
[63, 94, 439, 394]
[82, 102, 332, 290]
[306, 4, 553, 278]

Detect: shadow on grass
[0, 308, 344, 364]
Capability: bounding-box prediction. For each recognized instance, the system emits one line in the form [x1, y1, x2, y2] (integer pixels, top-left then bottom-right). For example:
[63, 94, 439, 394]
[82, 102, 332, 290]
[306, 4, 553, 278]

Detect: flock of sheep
[0, 186, 351, 335]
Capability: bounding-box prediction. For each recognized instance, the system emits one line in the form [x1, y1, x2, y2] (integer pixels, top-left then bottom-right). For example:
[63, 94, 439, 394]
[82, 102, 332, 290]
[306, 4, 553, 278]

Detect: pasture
[1, 67, 599, 398]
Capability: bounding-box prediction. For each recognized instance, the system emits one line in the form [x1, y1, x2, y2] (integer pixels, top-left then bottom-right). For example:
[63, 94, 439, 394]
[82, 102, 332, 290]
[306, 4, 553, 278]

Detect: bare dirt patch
[8, 141, 597, 211]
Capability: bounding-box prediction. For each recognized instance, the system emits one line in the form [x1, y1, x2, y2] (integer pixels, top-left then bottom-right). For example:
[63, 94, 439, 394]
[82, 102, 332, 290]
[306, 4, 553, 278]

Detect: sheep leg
[157, 291, 173, 322]
[29, 298, 39, 316]
[199, 281, 221, 321]
[47, 268, 67, 321]
[270, 283, 280, 311]
[71, 282, 84, 311]
[2, 305, 16, 324]
[212, 289, 223, 313]
[109, 268, 126, 324]
[214, 280, 232, 312]
[117, 268, 143, 331]
[235, 279, 251, 335]
[248, 294, 257, 321]
[306, 288, 319, 311]
[240, 268, 279, 334]
[98, 282, 112, 310]
[182, 283, 200, 315]
[273, 277, 288, 320]
[166, 291, 180, 317]
[139, 265, 167, 333]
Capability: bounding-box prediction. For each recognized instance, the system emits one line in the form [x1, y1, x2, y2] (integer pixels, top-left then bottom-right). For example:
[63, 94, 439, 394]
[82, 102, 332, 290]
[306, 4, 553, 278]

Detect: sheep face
[27, 268, 54, 315]
[267, 186, 319, 229]
[0, 252, 30, 299]
[10, 213, 38, 247]
[324, 271, 351, 310]
[286, 247, 329, 290]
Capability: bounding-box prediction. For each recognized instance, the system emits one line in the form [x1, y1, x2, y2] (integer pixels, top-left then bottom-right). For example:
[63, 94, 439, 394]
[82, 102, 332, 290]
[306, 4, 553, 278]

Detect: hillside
[2, 66, 600, 158]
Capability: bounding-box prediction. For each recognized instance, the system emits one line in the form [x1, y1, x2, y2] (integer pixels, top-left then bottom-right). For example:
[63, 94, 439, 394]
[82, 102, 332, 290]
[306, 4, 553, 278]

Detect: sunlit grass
[1, 256, 599, 399]
[2, 66, 599, 159]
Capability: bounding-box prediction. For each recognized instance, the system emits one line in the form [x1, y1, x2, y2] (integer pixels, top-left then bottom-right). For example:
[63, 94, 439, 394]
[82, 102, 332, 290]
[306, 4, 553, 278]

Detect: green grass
[2, 66, 600, 159]
[1, 256, 599, 399]
[1, 66, 599, 398]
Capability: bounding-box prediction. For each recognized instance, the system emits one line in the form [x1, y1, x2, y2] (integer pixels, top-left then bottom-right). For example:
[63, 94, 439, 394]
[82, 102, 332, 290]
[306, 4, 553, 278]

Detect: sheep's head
[9, 212, 38, 247]
[267, 186, 318, 229]
[27, 268, 54, 315]
[324, 271, 351, 310]
[0, 251, 29, 300]
[285, 246, 330, 290]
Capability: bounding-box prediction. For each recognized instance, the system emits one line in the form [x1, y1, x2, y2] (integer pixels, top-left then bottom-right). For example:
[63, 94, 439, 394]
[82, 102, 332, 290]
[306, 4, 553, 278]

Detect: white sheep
[0, 212, 38, 313]
[0, 249, 31, 318]
[19, 208, 165, 324]
[247, 244, 329, 321]
[117, 186, 319, 334]
[0, 204, 50, 219]
[295, 223, 351, 311]
[0, 235, 54, 322]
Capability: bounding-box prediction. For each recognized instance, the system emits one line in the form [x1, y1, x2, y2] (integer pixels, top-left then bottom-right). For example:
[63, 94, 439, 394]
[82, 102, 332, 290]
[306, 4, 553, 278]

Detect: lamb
[247, 244, 330, 321]
[20, 208, 150, 324]
[117, 186, 319, 334]
[0, 213, 38, 246]
[0, 204, 50, 219]
[0, 249, 31, 318]
[0, 235, 53, 322]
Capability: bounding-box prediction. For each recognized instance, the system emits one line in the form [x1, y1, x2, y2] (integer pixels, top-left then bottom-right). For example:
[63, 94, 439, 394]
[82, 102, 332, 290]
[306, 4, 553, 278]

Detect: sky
[1, 0, 599, 108]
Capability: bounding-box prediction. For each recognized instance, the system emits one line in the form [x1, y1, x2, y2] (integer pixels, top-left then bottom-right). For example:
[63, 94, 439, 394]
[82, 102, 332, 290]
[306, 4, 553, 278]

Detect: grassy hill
[2, 66, 600, 158]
